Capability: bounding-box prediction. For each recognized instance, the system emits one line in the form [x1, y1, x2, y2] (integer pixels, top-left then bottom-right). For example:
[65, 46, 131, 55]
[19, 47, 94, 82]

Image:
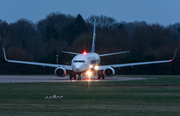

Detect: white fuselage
[71, 53, 100, 73]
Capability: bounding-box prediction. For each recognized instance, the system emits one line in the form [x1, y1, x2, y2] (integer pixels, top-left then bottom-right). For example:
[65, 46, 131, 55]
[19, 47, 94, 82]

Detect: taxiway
[0, 75, 146, 83]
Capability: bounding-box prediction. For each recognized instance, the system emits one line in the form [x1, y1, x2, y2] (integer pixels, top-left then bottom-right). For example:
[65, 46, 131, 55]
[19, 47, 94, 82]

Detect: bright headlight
[89, 65, 93, 68]
[86, 71, 92, 76]
[94, 66, 99, 70]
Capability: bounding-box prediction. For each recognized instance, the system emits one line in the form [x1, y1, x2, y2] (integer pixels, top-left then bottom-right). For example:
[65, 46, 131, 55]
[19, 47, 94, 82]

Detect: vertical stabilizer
[91, 18, 96, 53]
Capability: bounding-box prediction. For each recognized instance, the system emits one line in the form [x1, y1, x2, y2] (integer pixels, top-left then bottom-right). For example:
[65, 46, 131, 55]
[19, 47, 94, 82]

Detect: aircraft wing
[3, 48, 72, 70]
[99, 51, 129, 57]
[98, 49, 177, 70]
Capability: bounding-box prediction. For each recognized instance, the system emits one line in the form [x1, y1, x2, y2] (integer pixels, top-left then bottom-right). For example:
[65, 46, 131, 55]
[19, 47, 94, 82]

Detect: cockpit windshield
[73, 60, 85, 63]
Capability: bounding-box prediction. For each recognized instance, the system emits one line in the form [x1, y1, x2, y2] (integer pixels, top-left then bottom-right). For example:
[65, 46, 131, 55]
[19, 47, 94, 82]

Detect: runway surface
[0, 75, 147, 83]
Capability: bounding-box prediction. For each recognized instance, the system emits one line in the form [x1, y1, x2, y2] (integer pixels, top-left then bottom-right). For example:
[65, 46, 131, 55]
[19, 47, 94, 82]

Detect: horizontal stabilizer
[62, 51, 80, 55]
[99, 51, 129, 57]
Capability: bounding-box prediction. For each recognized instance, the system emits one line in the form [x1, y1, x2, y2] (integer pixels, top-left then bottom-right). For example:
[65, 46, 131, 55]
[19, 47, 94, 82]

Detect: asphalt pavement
[0, 75, 146, 83]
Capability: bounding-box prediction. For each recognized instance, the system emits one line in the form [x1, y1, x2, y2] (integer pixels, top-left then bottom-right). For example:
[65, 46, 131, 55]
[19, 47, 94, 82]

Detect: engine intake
[54, 67, 66, 77]
[103, 67, 115, 77]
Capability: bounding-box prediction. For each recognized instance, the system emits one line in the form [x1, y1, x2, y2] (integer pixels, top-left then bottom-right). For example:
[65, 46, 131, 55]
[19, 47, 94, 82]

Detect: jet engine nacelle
[54, 67, 66, 77]
[103, 67, 115, 77]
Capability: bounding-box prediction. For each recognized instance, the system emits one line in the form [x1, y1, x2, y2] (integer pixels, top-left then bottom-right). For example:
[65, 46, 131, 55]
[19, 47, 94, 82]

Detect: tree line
[0, 12, 180, 75]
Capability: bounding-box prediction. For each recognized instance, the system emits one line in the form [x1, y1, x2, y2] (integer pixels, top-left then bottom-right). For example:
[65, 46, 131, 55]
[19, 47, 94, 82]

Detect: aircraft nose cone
[73, 64, 82, 72]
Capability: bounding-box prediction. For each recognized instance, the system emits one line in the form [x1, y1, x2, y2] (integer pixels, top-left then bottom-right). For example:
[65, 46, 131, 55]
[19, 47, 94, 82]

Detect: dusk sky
[0, 0, 180, 26]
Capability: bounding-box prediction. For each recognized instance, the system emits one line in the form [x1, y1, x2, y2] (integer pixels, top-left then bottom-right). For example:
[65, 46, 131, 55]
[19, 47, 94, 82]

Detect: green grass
[1, 75, 180, 116]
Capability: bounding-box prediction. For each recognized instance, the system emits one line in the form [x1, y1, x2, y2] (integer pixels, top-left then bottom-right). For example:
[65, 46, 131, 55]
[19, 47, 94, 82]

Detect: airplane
[2, 19, 177, 81]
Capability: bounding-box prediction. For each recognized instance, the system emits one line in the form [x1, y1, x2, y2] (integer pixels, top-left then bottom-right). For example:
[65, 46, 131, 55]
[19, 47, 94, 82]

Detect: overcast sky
[0, 0, 180, 26]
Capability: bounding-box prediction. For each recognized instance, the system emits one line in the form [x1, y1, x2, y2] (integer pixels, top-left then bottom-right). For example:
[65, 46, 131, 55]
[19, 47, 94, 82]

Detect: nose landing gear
[70, 71, 82, 81]
[77, 74, 82, 81]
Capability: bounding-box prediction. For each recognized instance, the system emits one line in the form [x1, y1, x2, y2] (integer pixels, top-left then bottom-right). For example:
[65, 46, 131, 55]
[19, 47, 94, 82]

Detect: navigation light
[83, 51, 87, 55]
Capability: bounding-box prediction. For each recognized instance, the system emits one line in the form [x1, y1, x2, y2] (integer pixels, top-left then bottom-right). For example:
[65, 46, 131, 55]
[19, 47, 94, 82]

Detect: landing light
[86, 71, 92, 76]
[94, 66, 99, 70]
[89, 65, 93, 68]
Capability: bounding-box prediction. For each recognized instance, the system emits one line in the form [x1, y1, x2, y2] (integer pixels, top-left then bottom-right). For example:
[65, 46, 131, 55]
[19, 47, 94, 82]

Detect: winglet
[170, 48, 177, 62]
[2, 48, 8, 61]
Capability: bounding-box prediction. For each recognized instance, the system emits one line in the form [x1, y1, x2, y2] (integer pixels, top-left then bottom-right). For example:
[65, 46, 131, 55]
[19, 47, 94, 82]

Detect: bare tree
[86, 15, 117, 28]
[0, 21, 13, 48]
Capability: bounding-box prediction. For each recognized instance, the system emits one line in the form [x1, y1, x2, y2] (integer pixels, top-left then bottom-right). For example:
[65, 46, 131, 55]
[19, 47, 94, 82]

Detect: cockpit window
[79, 60, 85, 63]
[73, 60, 85, 63]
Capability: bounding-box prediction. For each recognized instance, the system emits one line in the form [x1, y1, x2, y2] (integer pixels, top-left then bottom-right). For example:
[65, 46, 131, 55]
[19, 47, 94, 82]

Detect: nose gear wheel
[77, 74, 81, 81]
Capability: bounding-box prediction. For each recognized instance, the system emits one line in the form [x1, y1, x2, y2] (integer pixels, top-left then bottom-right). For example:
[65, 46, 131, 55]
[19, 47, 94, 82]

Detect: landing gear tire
[70, 71, 76, 80]
[78, 77, 81, 81]
[102, 75, 105, 79]
[77, 74, 81, 81]
[70, 73, 72, 80]
[74, 74, 76, 80]
[98, 74, 100, 79]
[98, 71, 105, 79]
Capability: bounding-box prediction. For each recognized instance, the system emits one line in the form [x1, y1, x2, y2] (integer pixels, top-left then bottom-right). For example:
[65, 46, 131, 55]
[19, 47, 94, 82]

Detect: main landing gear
[70, 71, 76, 80]
[98, 71, 105, 79]
[69, 71, 82, 81]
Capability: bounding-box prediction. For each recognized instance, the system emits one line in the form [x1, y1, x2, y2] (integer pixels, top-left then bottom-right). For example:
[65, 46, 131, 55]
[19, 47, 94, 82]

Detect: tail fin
[91, 18, 96, 53]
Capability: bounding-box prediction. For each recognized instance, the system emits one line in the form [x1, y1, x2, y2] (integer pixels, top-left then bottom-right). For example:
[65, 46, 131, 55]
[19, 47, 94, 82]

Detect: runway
[0, 75, 147, 83]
